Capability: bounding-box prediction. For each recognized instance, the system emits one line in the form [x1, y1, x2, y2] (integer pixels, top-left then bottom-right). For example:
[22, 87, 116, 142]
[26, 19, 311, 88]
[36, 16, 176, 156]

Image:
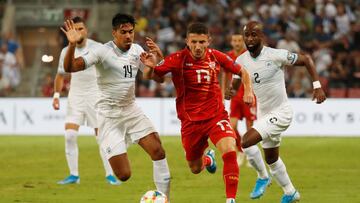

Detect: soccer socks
[99, 146, 114, 177]
[153, 158, 171, 199]
[243, 145, 269, 179]
[64, 129, 79, 176]
[222, 151, 239, 199]
[269, 158, 296, 195]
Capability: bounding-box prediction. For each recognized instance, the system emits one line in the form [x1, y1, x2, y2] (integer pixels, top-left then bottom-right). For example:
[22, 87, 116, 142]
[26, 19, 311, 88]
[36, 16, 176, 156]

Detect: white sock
[226, 198, 236, 203]
[95, 136, 114, 177]
[269, 157, 296, 195]
[65, 129, 79, 176]
[243, 145, 269, 179]
[153, 158, 171, 199]
[99, 146, 114, 177]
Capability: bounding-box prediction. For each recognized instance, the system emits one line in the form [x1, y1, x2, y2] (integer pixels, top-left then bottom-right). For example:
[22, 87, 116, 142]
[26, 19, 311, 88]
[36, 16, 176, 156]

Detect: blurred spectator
[0, 64, 10, 96]
[0, 43, 20, 89]
[276, 31, 300, 52]
[1, 32, 25, 69]
[41, 73, 54, 97]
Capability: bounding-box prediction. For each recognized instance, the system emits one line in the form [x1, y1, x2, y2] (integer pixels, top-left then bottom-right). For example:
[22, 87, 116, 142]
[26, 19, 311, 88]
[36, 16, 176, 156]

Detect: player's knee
[151, 146, 166, 160]
[265, 156, 278, 165]
[114, 170, 131, 182]
[241, 137, 251, 149]
[190, 166, 202, 174]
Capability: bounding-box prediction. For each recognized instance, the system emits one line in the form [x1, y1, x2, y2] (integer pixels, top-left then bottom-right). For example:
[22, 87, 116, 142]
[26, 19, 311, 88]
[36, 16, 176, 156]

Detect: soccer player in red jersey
[141, 22, 254, 203]
[223, 33, 257, 166]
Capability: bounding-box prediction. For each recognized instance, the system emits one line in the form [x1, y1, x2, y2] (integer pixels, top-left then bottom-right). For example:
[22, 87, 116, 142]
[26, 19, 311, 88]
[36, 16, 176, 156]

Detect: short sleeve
[213, 50, 241, 75]
[273, 48, 298, 66]
[154, 55, 176, 77]
[82, 43, 106, 69]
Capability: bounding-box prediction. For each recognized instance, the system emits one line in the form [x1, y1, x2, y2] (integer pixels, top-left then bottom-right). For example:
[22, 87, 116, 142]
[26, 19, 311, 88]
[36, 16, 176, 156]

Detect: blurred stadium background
[0, 0, 359, 202]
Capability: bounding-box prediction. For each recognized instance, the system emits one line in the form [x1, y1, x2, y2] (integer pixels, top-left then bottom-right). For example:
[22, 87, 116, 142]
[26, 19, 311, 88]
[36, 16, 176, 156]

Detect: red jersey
[154, 48, 242, 121]
[226, 49, 247, 101]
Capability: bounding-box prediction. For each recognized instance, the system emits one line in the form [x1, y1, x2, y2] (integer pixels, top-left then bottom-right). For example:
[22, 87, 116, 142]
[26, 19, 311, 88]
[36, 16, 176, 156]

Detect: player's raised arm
[294, 53, 326, 104]
[60, 20, 85, 72]
[140, 52, 165, 83]
[145, 37, 164, 62]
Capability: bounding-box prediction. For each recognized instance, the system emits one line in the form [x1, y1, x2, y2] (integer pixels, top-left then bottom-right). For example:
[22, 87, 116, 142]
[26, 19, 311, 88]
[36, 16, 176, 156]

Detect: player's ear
[207, 36, 212, 46]
[112, 29, 116, 38]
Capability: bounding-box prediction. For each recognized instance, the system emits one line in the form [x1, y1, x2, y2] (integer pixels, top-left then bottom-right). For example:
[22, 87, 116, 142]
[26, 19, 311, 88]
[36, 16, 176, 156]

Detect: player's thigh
[123, 105, 158, 145]
[254, 106, 293, 149]
[208, 112, 237, 147]
[215, 136, 237, 154]
[97, 113, 127, 160]
[181, 121, 209, 161]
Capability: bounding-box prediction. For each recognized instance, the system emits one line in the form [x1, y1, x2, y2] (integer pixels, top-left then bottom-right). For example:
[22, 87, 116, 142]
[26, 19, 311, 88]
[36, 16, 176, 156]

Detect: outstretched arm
[140, 52, 165, 83]
[60, 20, 85, 72]
[294, 54, 326, 104]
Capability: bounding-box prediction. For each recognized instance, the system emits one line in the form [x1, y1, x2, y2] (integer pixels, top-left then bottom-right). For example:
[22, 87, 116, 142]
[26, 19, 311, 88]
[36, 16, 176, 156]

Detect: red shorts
[230, 85, 257, 120]
[230, 99, 257, 120]
[181, 110, 236, 161]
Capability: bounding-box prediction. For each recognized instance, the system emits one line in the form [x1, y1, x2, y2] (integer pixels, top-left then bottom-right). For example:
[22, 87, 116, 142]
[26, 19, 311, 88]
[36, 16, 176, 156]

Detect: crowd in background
[132, 0, 360, 98]
[2, 0, 360, 98]
[0, 32, 21, 96]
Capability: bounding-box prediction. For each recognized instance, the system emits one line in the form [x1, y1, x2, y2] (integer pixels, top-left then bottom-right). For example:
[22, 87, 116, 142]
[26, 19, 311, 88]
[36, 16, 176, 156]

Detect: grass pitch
[0, 136, 359, 203]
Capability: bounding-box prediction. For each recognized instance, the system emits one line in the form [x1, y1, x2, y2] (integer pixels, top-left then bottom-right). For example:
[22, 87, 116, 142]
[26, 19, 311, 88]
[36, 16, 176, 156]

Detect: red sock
[235, 130, 243, 152]
[222, 151, 239, 199]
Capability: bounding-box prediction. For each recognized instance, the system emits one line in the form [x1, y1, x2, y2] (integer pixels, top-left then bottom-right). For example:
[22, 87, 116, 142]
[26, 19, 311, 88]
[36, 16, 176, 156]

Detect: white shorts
[65, 93, 98, 128]
[253, 104, 293, 149]
[97, 103, 157, 159]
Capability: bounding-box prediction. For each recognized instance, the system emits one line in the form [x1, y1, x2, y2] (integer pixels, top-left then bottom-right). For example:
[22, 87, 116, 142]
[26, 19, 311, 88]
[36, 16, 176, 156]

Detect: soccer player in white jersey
[228, 21, 326, 203]
[60, 13, 171, 199]
[53, 17, 120, 185]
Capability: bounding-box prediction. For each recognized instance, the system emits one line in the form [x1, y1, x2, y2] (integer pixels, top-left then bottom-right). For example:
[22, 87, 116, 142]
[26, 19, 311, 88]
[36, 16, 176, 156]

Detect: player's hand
[312, 88, 326, 104]
[60, 20, 82, 45]
[243, 91, 254, 106]
[225, 87, 236, 100]
[145, 37, 163, 61]
[140, 52, 156, 68]
[52, 98, 60, 110]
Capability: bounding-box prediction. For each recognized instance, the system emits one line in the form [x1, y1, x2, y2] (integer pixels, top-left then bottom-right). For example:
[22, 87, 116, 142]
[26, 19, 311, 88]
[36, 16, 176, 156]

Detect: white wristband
[312, 81, 321, 89]
[53, 92, 60, 99]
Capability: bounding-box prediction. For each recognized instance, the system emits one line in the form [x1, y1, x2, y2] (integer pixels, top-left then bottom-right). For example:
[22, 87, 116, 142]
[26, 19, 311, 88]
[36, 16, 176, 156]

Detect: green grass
[0, 136, 359, 203]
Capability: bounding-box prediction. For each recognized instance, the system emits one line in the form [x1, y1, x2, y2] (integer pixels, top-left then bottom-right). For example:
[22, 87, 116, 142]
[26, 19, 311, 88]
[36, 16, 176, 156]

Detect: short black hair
[187, 22, 209, 35]
[112, 13, 136, 29]
[72, 16, 85, 24]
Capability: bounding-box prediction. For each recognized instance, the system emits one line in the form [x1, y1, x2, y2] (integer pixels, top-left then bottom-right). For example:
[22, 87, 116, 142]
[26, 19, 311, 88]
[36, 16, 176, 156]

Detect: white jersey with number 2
[234, 46, 298, 117]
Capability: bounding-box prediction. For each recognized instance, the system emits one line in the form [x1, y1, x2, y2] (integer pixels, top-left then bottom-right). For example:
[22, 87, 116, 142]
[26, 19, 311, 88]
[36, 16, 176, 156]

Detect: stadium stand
[0, 0, 359, 98]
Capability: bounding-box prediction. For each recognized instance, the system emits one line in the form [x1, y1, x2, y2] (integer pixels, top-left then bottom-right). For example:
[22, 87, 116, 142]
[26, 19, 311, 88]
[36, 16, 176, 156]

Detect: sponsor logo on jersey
[185, 63, 193, 66]
[209, 62, 216, 69]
